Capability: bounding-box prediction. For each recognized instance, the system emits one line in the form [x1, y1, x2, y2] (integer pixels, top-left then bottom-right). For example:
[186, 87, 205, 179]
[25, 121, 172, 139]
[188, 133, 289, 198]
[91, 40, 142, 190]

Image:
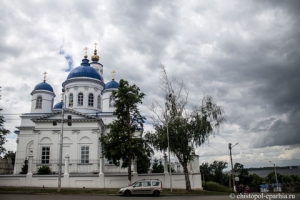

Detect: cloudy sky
[1, 0, 299, 169]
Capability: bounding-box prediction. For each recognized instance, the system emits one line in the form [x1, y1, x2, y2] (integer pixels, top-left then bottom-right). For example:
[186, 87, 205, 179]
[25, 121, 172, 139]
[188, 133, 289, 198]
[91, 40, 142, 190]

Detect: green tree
[210, 161, 228, 185]
[20, 160, 28, 174]
[266, 171, 282, 184]
[4, 151, 16, 166]
[200, 162, 213, 183]
[151, 158, 164, 173]
[146, 66, 225, 190]
[100, 79, 153, 184]
[37, 165, 52, 175]
[234, 162, 252, 185]
[167, 164, 175, 173]
[249, 173, 264, 192]
[137, 153, 151, 173]
[201, 161, 229, 186]
[0, 108, 11, 154]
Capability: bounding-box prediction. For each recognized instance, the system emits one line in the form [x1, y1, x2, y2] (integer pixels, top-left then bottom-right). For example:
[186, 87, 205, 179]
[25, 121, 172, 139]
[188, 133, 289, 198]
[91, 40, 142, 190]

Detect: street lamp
[269, 161, 279, 191]
[229, 142, 238, 192]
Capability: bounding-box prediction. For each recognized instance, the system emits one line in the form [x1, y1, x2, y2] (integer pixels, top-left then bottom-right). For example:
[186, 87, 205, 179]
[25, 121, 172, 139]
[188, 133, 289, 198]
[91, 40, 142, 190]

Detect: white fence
[0, 173, 202, 189]
[3, 154, 202, 189]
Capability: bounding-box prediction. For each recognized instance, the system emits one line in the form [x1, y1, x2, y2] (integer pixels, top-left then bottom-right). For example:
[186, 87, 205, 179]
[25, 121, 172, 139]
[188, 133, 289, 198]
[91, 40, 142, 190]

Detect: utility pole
[166, 94, 172, 193]
[269, 161, 279, 191]
[229, 143, 238, 192]
[57, 91, 64, 192]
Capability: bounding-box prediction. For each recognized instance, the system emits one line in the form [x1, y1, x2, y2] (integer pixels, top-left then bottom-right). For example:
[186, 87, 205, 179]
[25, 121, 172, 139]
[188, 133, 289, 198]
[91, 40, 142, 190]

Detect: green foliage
[234, 162, 251, 184]
[167, 164, 175, 173]
[20, 160, 28, 174]
[266, 171, 282, 184]
[211, 161, 228, 184]
[137, 153, 151, 173]
[203, 181, 232, 193]
[200, 161, 228, 185]
[0, 108, 11, 154]
[100, 79, 153, 182]
[151, 158, 164, 173]
[249, 173, 264, 192]
[37, 165, 52, 175]
[3, 151, 16, 166]
[289, 175, 300, 182]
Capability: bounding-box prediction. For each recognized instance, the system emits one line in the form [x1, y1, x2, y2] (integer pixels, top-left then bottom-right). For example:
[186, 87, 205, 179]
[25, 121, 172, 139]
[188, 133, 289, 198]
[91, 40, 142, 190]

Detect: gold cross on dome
[83, 47, 88, 58]
[111, 70, 116, 80]
[43, 71, 47, 82]
[94, 42, 98, 50]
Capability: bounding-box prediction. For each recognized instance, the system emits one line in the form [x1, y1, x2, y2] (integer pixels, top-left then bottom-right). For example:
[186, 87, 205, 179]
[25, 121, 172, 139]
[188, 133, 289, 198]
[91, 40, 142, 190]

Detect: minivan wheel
[124, 190, 131, 197]
[153, 190, 160, 197]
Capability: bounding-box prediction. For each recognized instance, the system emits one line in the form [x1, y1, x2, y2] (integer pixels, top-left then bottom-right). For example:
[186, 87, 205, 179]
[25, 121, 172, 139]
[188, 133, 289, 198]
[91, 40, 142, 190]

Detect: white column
[119, 159, 123, 172]
[133, 159, 137, 174]
[27, 153, 33, 175]
[99, 156, 104, 174]
[64, 153, 70, 175]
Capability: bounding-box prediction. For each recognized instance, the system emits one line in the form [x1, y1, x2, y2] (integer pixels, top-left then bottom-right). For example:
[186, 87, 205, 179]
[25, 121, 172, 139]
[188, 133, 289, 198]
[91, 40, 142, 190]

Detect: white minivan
[118, 179, 163, 197]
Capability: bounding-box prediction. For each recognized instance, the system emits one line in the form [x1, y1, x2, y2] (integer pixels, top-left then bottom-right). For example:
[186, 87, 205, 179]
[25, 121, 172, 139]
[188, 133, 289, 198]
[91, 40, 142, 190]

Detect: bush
[20, 160, 28, 174]
[203, 181, 232, 193]
[37, 165, 52, 175]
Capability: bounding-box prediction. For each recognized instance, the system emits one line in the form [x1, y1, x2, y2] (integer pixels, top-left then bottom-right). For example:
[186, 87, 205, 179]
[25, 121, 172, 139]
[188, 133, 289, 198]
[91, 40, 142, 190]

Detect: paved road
[1, 194, 300, 200]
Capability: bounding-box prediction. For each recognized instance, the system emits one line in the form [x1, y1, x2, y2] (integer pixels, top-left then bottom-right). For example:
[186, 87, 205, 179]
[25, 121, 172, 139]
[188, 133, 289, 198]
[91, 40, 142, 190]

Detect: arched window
[88, 94, 94, 107]
[109, 95, 115, 107]
[97, 95, 101, 109]
[36, 96, 42, 109]
[69, 93, 73, 107]
[78, 92, 83, 106]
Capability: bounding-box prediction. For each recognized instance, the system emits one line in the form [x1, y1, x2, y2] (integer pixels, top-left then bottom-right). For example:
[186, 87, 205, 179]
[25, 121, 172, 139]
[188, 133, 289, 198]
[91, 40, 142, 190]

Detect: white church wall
[30, 92, 54, 113]
[102, 90, 116, 113]
[20, 117, 36, 127]
[64, 80, 104, 113]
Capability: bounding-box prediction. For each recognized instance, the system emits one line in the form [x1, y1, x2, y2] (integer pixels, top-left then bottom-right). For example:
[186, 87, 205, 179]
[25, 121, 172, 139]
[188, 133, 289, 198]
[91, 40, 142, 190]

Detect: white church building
[1, 46, 202, 189]
[13, 47, 124, 175]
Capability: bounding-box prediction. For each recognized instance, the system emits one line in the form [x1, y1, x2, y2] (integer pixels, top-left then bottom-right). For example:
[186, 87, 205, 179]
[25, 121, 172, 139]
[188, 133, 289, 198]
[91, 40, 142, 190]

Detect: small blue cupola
[33, 82, 54, 92]
[53, 101, 63, 109]
[30, 72, 56, 113]
[104, 79, 119, 90]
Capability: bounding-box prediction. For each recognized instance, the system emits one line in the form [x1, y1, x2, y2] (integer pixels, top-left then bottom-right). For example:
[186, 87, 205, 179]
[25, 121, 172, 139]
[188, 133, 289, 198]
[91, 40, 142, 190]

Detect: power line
[205, 143, 228, 156]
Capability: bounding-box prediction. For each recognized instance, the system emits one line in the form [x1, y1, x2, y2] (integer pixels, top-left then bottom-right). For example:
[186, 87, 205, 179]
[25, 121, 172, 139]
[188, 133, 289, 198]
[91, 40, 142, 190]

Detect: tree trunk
[182, 163, 191, 190]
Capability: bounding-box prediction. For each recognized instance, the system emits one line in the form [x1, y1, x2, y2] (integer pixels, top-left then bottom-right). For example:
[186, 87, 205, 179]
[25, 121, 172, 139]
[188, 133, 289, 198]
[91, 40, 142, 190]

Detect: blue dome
[67, 58, 102, 80]
[105, 80, 119, 90]
[34, 82, 54, 92]
[53, 101, 63, 109]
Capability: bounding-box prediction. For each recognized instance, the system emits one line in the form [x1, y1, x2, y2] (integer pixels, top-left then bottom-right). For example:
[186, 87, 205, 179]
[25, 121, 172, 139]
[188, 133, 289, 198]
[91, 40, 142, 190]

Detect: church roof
[33, 81, 54, 92]
[67, 58, 102, 81]
[104, 79, 119, 90]
[53, 101, 63, 109]
[31, 108, 102, 122]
